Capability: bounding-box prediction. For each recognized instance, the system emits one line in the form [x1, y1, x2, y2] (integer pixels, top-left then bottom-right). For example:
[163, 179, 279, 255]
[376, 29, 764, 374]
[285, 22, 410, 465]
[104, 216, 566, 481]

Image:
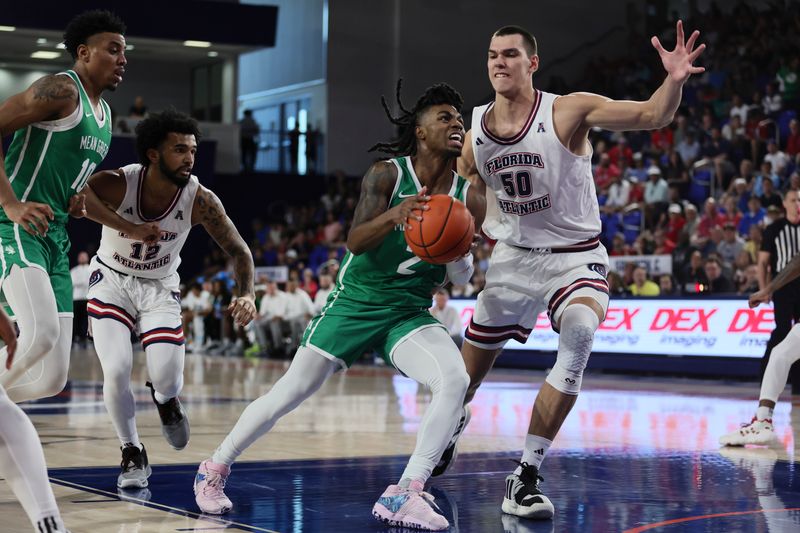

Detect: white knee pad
[545, 304, 599, 395]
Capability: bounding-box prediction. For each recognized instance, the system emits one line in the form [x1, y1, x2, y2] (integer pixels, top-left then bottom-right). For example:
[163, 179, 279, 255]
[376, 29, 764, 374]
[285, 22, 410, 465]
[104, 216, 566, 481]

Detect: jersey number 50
[500, 171, 532, 197]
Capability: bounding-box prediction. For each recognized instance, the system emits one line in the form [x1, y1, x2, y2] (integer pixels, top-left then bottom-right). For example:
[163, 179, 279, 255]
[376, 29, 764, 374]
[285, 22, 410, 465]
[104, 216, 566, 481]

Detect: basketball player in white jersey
[720, 249, 800, 446]
[435, 22, 706, 519]
[81, 109, 256, 489]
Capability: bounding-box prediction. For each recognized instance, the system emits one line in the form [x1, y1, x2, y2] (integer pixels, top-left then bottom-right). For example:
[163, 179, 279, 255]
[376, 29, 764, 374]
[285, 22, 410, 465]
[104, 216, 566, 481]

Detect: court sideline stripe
[48, 477, 280, 533]
[622, 507, 800, 532]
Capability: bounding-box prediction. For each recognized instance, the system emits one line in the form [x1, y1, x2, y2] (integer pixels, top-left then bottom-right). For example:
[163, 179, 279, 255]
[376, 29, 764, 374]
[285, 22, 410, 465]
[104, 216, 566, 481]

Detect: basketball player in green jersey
[193, 82, 485, 530]
[0, 10, 129, 533]
[0, 10, 129, 404]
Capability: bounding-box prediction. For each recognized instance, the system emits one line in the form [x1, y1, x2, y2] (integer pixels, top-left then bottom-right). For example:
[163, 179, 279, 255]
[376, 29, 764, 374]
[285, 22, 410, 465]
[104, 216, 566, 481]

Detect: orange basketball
[404, 194, 475, 264]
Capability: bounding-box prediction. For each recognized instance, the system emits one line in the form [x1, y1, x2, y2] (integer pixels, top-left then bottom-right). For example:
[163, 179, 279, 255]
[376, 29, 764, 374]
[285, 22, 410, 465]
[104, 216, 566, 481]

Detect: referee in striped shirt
[759, 189, 800, 392]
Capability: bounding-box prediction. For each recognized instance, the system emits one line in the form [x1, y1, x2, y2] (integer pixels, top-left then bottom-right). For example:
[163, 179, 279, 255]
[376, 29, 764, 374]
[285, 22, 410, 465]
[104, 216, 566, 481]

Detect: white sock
[756, 405, 774, 421]
[515, 434, 552, 474]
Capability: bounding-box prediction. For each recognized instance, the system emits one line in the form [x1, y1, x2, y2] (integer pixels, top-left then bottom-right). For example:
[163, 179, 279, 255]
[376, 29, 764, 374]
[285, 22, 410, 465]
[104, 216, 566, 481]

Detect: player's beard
[160, 158, 190, 188]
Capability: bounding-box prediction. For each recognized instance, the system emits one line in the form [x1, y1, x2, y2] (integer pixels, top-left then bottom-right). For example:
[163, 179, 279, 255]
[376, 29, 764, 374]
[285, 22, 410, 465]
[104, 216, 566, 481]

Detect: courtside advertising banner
[449, 298, 772, 358]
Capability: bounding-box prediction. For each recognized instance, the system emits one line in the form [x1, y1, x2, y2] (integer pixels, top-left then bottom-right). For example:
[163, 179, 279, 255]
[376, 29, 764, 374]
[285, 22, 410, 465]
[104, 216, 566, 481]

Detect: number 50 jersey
[96, 163, 199, 279]
[471, 90, 601, 249]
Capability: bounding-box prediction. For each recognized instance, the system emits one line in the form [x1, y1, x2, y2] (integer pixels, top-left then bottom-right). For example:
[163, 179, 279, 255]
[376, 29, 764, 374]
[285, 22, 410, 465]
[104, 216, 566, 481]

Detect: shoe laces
[202, 469, 228, 496]
[410, 489, 443, 514]
[511, 460, 544, 485]
[121, 446, 144, 471]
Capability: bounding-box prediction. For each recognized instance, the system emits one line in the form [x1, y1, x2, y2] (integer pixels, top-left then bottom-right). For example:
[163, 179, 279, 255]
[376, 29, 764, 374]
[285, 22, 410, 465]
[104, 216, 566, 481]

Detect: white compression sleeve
[0, 267, 69, 402]
[391, 326, 469, 484]
[0, 385, 64, 531]
[760, 324, 800, 403]
[212, 347, 338, 465]
[91, 317, 139, 446]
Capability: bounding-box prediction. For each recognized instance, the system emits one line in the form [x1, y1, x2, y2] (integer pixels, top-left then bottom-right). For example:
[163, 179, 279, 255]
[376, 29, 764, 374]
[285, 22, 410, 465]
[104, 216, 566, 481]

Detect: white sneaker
[719, 417, 777, 446]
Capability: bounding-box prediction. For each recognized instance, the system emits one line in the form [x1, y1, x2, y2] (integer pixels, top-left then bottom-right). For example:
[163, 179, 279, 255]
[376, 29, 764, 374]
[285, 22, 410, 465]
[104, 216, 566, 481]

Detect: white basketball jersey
[96, 163, 199, 279]
[471, 90, 601, 248]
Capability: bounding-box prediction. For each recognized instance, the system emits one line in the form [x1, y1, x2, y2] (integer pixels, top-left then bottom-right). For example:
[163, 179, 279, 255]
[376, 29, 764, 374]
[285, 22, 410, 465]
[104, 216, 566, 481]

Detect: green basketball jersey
[1, 70, 112, 225]
[331, 156, 470, 311]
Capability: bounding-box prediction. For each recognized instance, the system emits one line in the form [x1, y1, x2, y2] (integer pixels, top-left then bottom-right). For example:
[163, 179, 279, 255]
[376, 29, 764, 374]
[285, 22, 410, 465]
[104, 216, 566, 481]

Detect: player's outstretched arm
[347, 161, 429, 255]
[751, 252, 800, 307]
[192, 186, 256, 326]
[0, 76, 77, 235]
[558, 20, 705, 133]
[84, 170, 160, 244]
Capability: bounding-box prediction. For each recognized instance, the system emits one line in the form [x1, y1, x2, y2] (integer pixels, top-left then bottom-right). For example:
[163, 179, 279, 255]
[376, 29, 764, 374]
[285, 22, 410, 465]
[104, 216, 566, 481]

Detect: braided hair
[369, 79, 463, 156]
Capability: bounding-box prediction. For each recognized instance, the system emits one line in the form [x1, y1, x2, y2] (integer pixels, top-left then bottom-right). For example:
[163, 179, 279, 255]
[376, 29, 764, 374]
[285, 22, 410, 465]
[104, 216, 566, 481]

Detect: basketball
[404, 194, 475, 264]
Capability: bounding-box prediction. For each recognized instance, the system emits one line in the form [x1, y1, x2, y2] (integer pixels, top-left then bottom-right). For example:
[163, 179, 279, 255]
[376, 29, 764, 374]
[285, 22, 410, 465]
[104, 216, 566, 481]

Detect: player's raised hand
[388, 186, 430, 229]
[3, 198, 53, 236]
[228, 295, 257, 327]
[748, 289, 772, 309]
[651, 20, 706, 84]
[129, 222, 161, 245]
[0, 309, 17, 370]
[68, 193, 87, 218]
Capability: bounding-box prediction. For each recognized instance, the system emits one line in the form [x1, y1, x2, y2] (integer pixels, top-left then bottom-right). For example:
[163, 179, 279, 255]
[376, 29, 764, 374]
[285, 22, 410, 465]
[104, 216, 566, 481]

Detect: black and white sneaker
[501, 461, 554, 519]
[432, 405, 471, 477]
[146, 381, 190, 450]
[117, 444, 152, 489]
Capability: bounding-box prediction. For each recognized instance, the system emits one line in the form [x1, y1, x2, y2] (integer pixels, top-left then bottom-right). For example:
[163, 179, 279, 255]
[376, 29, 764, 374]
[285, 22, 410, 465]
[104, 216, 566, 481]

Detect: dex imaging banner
[448, 298, 772, 358]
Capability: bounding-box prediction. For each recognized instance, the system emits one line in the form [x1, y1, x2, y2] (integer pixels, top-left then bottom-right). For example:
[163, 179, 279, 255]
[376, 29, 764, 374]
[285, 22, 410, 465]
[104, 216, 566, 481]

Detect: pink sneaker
[372, 481, 449, 531]
[194, 459, 233, 514]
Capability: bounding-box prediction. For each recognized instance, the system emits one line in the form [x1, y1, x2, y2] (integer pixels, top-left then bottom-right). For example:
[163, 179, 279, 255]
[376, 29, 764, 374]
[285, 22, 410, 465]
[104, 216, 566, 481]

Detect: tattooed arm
[347, 161, 430, 254]
[192, 185, 256, 326]
[0, 75, 78, 235]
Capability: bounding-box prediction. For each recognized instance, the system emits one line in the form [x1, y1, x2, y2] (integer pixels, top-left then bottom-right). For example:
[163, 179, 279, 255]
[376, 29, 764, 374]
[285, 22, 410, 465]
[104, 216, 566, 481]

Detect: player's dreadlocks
[369, 79, 463, 156]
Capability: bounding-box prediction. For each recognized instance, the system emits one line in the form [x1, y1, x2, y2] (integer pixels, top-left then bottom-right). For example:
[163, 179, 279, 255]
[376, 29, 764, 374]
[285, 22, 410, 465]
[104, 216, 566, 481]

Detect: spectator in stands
[729, 93, 749, 123]
[594, 152, 620, 190]
[608, 232, 628, 256]
[718, 222, 746, 270]
[644, 165, 669, 227]
[254, 279, 289, 358]
[682, 203, 700, 241]
[665, 149, 689, 196]
[720, 196, 742, 228]
[608, 135, 633, 168]
[677, 131, 701, 167]
[658, 274, 679, 296]
[764, 140, 790, 177]
[786, 119, 800, 158]
[759, 175, 782, 210]
[313, 273, 333, 313]
[776, 56, 800, 107]
[738, 264, 760, 294]
[182, 282, 213, 351]
[692, 198, 726, 249]
[430, 288, 463, 347]
[665, 203, 686, 242]
[629, 266, 660, 296]
[288, 124, 301, 173]
[607, 271, 628, 297]
[681, 250, 709, 290]
[601, 172, 630, 214]
[284, 278, 314, 353]
[652, 228, 675, 254]
[300, 268, 318, 299]
[762, 82, 783, 118]
[625, 152, 649, 183]
[765, 204, 784, 227]
[738, 195, 766, 236]
[704, 257, 735, 293]
[239, 109, 260, 173]
[650, 126, 674, 154]
[722, 115, 745, 142]
[129, 95, 147, 118]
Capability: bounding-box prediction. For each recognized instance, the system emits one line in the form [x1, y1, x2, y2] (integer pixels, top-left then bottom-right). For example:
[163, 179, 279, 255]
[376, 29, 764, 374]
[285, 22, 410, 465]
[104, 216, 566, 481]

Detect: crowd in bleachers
[181, 1, 800, 354]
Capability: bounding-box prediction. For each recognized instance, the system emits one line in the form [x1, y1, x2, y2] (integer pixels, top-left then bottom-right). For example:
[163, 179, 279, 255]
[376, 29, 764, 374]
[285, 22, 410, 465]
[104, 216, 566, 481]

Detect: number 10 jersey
[471, 89, 601, 249]
[96, 163, 199, 279]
